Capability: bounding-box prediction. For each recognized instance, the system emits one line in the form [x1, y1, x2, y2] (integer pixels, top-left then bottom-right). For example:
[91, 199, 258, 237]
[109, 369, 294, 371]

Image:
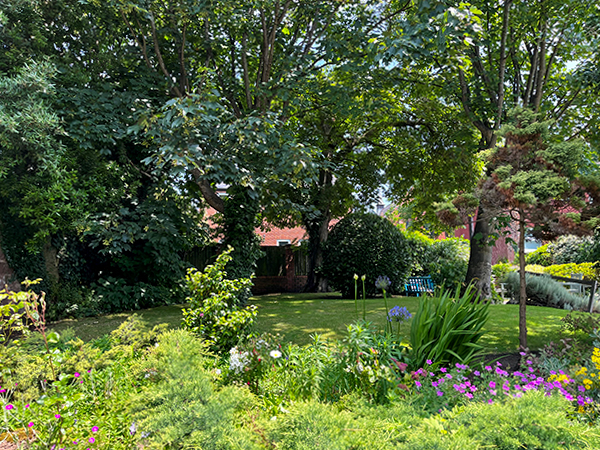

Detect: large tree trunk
[518, 211, 528, 350]
[42, 237, 59, 284]
[465, 205, 493, 298]
[303, 208, 331, 293]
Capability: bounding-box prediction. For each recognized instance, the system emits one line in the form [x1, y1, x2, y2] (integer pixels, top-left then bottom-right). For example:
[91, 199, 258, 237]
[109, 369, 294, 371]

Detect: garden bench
[404, 276, 435, 296]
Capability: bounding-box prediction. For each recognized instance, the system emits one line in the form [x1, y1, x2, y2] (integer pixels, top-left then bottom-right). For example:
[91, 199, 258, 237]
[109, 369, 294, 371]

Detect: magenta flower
[92, 426, 99, 432]
[74, 372, 80, 378]
[5, 405, 14, 410]
[436, 390, 444, 396]
[489, 381, 496, 389]
[28, 422, 34, 427]
[25, 404, 29, 408]
[89, 437, 95, 444]
[465, 392, 473, 399]
[426, 359, 433, 365]
[440, 368, 447, 373]
[55, 414, 61, 419]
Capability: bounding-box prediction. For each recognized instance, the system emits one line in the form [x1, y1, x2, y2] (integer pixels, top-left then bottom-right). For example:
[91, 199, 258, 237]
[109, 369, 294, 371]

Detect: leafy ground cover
[49, 293, 569, 353]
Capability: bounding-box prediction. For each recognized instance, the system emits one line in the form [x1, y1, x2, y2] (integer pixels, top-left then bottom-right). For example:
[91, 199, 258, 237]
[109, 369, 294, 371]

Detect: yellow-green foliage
[129, 329, 261, 450]
[526, 263, 599, 281]
[0, 315, 167, 402]
[262, 392, 600, 449]
[543, 263, 599, 281]
[491, 262, 517, 284]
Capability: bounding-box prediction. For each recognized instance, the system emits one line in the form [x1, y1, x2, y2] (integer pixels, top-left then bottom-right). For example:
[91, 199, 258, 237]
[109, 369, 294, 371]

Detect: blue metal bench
[404, 276, 435, 296]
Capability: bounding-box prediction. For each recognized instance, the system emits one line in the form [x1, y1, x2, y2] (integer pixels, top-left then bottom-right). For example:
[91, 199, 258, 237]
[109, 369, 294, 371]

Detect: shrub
[543, 262, 599, 281]
[409, 285, 489, 370]
[402, 230, 435, 276]
[182, 247, 257, 352]
[549, 234, 594, 265]
[504, 272, 589, 311]
[321, 213, 411, 297]
[423, 238, 470, 288]
[491, 262, 516, 284]
[129, 329, 260, 450]
[525, 243, 553, 266]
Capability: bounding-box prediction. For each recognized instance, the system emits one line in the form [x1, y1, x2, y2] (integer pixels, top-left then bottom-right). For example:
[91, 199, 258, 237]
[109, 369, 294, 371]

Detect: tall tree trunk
[303, 208, 331, 292]
[465, 206, 493, 298]
[518, 210, 528, 349]
[42, 237, 59, 284]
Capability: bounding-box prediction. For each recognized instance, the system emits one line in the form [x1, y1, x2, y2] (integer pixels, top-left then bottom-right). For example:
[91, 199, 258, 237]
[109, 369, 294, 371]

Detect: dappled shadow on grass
[48, 294, 572, 354]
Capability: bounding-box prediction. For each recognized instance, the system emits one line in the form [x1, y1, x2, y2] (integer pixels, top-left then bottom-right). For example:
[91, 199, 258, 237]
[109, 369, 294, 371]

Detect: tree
[481, 108, 600, 349]
[398, 0, 600, 297]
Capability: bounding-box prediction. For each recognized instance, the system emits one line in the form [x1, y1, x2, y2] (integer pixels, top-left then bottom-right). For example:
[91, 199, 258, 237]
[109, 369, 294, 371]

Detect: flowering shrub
[228, 333, 284, 392]
[182, 247, 257, 352]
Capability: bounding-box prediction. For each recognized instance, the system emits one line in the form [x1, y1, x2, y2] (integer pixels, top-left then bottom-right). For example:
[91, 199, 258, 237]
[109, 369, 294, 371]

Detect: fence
[183, 245, 309, 294]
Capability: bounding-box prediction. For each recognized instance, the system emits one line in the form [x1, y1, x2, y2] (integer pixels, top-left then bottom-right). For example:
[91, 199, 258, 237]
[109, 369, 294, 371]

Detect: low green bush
[525, 243, 553, 266]
[129, 329, 261, 450]
[504, 272, 589, 311]
[321, 213, 412, 297]
[409, 285, 489, 370]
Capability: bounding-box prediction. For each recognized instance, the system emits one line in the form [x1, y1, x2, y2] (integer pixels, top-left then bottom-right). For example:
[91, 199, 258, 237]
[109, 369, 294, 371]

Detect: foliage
[409, 285, 489, 370]
[227, 332, 284, 393]
[423, 238, 470, 288]
[525, 243, 553, 266]
[550, 235, 595, 265]
[129, 329, 260, 450]
[182, 247, 257, 352]
[401, 229, 435, 276]
[504, 272, 589, 311]
[321, 213, 412, 297]
[491, 262, 516, 284]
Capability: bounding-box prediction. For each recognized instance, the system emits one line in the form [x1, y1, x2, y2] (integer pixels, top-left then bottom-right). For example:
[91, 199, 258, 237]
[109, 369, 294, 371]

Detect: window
[277, 240, 291, 246]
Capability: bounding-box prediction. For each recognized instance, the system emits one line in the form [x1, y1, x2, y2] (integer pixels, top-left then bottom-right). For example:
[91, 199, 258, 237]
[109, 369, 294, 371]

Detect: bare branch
[119, 9, 153, 70]
[149, 12, 182, 97]
[191, 169, 225, 213]
[495, 0, 513, 130]
[241, 32, 253, 110]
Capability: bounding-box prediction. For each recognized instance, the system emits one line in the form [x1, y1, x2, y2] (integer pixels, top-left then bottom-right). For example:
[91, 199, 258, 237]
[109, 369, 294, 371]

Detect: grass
[49, 292, 572, 354]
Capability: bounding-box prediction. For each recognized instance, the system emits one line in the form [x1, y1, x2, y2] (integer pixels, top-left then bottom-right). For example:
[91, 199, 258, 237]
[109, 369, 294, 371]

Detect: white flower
[229, 347, 249, 374]
[214, 369, 222, 375]
[269, 350, 282, 359]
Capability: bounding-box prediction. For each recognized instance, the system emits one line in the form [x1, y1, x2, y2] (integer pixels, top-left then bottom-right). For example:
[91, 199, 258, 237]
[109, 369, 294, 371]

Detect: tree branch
[495, 0, 513, 130]
[191, 169, 225, 213]
[149, 12, 182, 97]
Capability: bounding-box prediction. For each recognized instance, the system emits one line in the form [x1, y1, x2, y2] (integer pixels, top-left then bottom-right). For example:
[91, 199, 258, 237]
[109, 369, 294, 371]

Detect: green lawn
[49, 293, 571, 353]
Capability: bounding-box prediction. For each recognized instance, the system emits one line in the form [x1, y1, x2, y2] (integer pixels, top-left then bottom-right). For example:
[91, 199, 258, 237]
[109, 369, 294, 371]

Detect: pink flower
[25, 404, 29, 408]
[55, 414, 61, 419]
[89, 437, 95, 444]
[440, 368, 447, 373]
[74, 372, 80, 378]
[426, 359, 433, 365]
[436, 390, 444, 396]
[91, 426, 99, 433]
[28, 422, 34, 427]
[5, 405, 13, 410]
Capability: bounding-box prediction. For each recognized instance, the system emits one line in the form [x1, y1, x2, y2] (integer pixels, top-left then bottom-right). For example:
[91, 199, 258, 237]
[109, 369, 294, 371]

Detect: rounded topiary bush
[321, 213, 411, 298]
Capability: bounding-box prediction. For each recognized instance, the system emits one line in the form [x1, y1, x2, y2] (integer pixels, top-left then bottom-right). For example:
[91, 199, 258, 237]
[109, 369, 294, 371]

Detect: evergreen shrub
[321, 213, 411, 297]
[423, 237, 470, 287]
[505, 272, 589, 311]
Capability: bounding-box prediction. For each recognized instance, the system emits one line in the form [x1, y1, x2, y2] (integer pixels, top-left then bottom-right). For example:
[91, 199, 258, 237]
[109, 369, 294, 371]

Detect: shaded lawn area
[49, 293, 571, 353]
